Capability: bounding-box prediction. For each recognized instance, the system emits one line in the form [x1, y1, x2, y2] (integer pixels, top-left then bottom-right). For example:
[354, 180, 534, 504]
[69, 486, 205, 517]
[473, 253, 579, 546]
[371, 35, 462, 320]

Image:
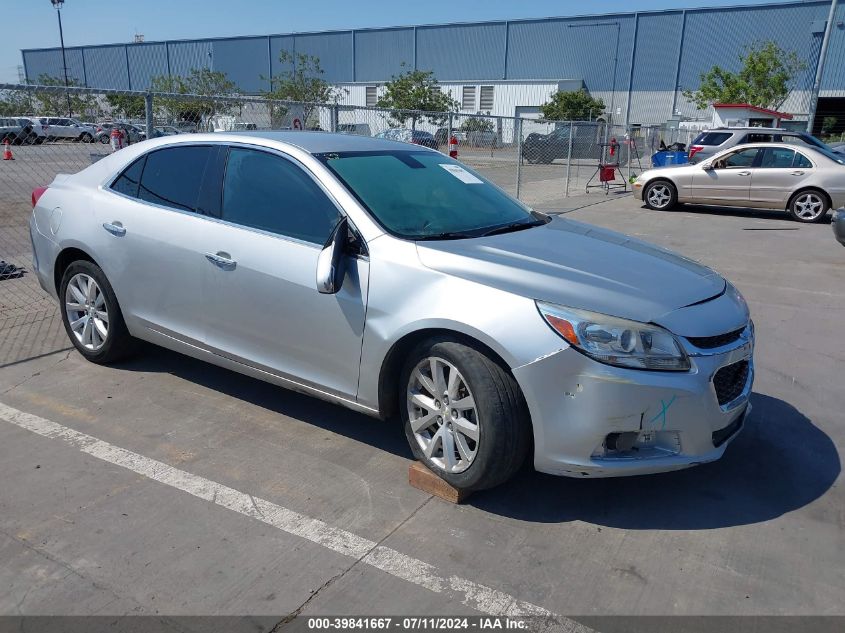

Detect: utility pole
[807, 0, 838, 134]
[51, 0, 73, 117]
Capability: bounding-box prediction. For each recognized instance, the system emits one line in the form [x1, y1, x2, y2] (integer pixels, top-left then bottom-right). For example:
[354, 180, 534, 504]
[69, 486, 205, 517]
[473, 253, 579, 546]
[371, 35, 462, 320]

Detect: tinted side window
[139, 146, 213, 212]
[222, 148, 340, 244]
[723, 148, 759, 168]
[793, 153, 813, 168]
[758, 147, 795, 168]
[110, 156, 146, 198]
[693, 132, 732, 146]
[743, 133, 773, 144]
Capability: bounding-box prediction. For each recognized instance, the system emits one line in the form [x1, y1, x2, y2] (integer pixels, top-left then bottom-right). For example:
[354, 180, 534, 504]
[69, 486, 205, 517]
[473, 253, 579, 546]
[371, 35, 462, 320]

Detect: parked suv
[521, 122, 605, 163]
[40, 117, 97, 142]
[688, 127, 831, 164]
[15, 117, 48, 144]
[0, 117, 28, 144]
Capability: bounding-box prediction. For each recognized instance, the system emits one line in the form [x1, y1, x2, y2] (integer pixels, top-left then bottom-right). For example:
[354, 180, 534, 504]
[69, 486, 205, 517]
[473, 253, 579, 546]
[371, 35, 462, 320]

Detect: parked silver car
[687, 127, 831, 164]
[30, 132, 754, 491]
[39, 117, 97, 142]
[635, 143, 845, 223]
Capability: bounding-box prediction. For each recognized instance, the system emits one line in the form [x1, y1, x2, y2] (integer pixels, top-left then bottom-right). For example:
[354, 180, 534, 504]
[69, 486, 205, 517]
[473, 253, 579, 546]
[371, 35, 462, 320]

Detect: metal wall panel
[354, 28, 414, 82]
[416, 23, 506, 80]
[127, 43, 169, 91]
[167, 41, 212, 79]
[269, 35, 295, 78]
[23, 48, 84, 85]
[82, 45, 129, 90]
[677, 4, 826, 95]
[821, 3, 845, 91]
[292, 32, 354, 83]
[506, 15, 636, 91]
[628, 11, 684, 123]
[211, 37, 270, 93]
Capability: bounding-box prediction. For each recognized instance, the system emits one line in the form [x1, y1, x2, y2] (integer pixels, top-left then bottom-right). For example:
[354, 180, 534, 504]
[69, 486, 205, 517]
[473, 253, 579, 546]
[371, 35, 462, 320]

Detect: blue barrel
[651, 151, 689, 167]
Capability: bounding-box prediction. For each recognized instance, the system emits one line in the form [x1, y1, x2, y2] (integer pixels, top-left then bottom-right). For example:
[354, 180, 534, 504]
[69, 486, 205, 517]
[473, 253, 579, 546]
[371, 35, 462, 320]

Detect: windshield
[317, 150, 538, 239]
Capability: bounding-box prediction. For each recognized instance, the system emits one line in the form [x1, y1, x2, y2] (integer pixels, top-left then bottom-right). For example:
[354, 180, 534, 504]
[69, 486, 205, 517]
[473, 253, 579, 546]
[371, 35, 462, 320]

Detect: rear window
[692, 132, 732, 146]
[138, 146, 214, 212]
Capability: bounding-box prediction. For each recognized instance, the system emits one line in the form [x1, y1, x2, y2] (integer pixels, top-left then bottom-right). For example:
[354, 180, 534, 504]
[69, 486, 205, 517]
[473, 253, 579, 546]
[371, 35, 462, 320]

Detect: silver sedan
[634, 143, 845, 223]
[30, 132, 753, 492]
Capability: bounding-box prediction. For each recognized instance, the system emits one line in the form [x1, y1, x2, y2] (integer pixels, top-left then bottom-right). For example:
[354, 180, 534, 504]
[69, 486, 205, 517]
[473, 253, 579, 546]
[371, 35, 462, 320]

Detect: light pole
[51, 0, 73, 117]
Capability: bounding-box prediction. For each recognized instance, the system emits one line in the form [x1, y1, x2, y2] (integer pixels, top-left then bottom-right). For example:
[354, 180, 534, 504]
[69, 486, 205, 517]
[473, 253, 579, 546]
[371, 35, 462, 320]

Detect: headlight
[536, 301, 691, 371]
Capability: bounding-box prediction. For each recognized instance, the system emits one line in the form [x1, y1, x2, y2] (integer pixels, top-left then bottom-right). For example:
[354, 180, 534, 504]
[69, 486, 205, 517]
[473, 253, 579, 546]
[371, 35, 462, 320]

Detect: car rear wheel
[644, 180, 678, 210]
[79, 132, 94, 143]
[788, 190, 829, 223]
[401, 338, 531, 492]
[60, 260, 136, 364]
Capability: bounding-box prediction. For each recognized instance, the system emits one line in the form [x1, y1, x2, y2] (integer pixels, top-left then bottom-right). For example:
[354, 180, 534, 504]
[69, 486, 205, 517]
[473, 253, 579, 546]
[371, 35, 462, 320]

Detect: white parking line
[0, 401, 589, 630]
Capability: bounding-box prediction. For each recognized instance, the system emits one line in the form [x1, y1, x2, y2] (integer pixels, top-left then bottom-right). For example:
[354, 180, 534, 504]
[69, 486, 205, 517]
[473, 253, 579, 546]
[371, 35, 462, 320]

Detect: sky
[1, 0, 809, 83]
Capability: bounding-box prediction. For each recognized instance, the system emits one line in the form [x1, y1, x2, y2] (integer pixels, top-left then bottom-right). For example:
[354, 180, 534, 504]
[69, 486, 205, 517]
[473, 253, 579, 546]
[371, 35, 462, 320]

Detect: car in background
[521, 122, 604, 164]
[687, 127, 832, 164]
[13, 117, 48, 144]
[39, 117, 97, 142]
[153, 126, 180, 137]
[0, 117, 28, 144]
[29, 131, 754, 492]
[434, 128, 468, 146]
[634, 143, 845, 223]
[833, 208, 845, 246]
[95, 122, 144, 145]
[173, 121, 199, 133]
[374, 128, 438, 149]
[337, 123, 372, 137]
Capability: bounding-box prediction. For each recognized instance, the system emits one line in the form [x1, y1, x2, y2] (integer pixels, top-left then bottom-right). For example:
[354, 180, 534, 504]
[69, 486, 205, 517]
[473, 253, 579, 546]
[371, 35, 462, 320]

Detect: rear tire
[79, 132, 94, 143]
[59, 260, 136, 364]
[643, 180, 678, 210]
[400, 338, 531, 492]
[788, 190, 829, 223]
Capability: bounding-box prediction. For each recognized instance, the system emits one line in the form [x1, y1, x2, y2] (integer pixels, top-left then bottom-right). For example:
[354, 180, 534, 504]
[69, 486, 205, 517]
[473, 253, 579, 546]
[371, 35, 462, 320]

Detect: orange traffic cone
[2, 139, 13, 161]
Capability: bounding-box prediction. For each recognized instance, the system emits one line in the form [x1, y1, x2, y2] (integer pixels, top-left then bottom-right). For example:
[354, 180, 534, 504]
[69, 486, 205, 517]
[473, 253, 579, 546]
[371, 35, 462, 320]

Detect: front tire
[400, 338, 531, 492]
[59, 260, 135, 364]
[788, 190, 829, 223]
[643, 180, 678, 210]
[79, 132, 94, 143]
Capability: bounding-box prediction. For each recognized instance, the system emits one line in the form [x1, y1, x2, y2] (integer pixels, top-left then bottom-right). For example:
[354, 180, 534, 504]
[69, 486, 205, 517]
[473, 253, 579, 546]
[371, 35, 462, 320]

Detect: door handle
[102, 221, 126, 236]
[736, 171, 751, 176]
[205, 252, 237, 269]
[791, 170, 805, 176]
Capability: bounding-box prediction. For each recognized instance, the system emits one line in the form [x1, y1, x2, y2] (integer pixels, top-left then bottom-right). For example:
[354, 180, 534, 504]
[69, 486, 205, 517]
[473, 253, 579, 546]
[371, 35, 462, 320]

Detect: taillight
[32, 186, 48, 208]
[689, 145, 704, 158]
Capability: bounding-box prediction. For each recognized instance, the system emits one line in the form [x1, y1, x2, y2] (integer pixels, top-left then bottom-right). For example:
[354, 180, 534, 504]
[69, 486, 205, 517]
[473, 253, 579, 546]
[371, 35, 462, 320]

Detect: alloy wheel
[407, 357, 479, 473]
[65, 273, 109, 351]
[793, 193, 824, 221]
[647, 183, 672, 209]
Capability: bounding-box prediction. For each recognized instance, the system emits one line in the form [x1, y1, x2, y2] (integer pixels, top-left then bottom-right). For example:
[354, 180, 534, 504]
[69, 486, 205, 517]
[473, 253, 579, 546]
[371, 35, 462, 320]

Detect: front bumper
[833, 208, 845, 247]
[513, 326, 754, 477]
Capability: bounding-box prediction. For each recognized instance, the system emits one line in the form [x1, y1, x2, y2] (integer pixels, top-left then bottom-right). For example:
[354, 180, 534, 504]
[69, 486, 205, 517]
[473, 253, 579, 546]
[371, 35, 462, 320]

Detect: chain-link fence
[1, 82, 696, 366]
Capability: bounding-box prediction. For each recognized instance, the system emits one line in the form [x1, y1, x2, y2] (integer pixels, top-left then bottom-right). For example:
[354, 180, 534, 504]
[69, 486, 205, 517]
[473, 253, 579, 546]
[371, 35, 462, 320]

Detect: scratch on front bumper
[513, 339, 753, 478]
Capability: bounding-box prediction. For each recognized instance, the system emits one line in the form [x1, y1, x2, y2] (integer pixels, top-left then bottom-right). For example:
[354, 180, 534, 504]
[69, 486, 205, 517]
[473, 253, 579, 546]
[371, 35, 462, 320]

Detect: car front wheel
[788, 190, 829, 223]
[644, 180, 678, 210]
[401, 338, 531, 492]
[60, 260, 136, 364]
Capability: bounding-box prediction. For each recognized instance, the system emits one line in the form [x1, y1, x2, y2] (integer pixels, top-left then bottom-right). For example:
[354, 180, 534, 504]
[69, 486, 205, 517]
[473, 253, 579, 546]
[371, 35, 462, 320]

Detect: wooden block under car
[408, 461, 471, 504]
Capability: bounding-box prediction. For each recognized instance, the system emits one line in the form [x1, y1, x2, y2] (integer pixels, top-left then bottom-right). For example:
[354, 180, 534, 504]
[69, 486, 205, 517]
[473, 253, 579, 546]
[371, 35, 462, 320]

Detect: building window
[365, 86, 378, 108]
[461, 86, 476, 111]
[479, 86, 494, 112]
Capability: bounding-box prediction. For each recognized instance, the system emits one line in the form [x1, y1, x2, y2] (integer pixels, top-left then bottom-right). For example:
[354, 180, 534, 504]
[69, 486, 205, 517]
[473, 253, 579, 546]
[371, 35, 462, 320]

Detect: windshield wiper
[479, 219, 546, 237]
[415, 231, 476, 241]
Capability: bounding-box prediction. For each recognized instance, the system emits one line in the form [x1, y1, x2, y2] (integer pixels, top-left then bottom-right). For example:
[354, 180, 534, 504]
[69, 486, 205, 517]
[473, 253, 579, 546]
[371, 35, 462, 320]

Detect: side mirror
[701, 162, 713, 171]
[316, 216, 348, 295]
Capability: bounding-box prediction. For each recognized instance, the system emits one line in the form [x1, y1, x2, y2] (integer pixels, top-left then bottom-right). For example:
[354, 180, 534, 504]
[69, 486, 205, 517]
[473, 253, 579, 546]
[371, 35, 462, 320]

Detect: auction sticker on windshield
[439, 163, 483, 184]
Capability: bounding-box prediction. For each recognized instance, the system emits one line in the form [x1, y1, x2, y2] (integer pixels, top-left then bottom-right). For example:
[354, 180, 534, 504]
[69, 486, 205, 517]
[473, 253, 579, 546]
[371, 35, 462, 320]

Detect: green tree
[539, 89, 605, 121]
[0, 89, 35, 116]
[376, 65, 459, 128]
[682, 41, 806, 111]
[460, 117, 493, 132]
[32, 74, 98, 118]
[105, 94, 145, 119]
[263, 51, 346, 128]
[821, 116, 837, 136]
[150, 68, 240, 126]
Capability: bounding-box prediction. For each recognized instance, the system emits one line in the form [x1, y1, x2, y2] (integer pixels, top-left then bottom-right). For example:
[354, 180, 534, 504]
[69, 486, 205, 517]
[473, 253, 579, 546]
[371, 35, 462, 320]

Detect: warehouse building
[19, 0, 845, 132]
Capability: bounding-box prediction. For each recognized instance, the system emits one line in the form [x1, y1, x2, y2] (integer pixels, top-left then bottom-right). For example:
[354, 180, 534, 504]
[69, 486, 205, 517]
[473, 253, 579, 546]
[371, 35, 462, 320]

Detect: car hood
[416, 217, 727, 326]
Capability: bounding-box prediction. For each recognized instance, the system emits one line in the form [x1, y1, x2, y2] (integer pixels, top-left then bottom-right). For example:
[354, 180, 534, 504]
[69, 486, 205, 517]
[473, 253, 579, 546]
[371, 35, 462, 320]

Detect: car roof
[706, 127, 794, 133]
[212, 130, 436, 153]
